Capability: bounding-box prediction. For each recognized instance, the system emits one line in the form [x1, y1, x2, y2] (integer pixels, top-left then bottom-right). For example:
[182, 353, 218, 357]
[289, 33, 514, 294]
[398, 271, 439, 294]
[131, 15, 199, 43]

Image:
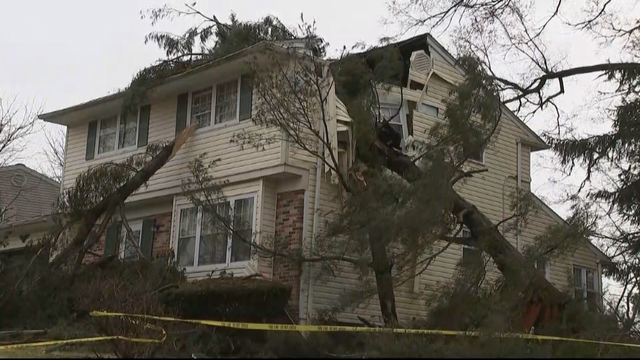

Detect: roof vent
[11, 173, 26, 187]
[410, 50, 433, 75]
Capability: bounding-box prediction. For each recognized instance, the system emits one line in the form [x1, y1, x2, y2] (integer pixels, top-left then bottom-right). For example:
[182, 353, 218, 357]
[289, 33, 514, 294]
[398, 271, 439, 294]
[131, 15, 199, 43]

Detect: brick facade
[273, 190, 305, 322]
[84, 212, 172, 263]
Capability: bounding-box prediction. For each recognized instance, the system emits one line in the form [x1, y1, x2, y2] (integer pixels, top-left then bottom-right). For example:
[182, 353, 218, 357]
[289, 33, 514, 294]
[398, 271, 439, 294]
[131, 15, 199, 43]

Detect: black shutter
[140, 217, 156, 260]
[85, 120, 98, 160]
[138, 105, 151, 148]
[175, 93, 189, 136]
[239, 75, 253, 121]
[104, 221, 121, 257]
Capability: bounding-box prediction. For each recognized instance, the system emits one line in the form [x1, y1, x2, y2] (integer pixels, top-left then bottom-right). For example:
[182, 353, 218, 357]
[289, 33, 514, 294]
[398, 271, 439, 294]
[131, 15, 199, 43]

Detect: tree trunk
[369, 231, 399, 326]
[371, 138, 567, 304]
[50, 123, 198, 268]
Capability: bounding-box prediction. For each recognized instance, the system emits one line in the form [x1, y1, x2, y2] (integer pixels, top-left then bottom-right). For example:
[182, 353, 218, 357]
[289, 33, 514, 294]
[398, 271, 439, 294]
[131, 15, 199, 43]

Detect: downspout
[298, 189, 309, 321]
[306, 124, 324, 324]
[597, 261, 603, 309]
[516, 140, 522, 252]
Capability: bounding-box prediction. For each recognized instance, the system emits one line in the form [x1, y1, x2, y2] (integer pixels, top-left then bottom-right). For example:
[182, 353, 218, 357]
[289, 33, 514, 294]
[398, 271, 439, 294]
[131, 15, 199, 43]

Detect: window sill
[180, 261, 252, 275]
[191, 118, 244, 136]
[465, 158, 486, 167]
[93, 145, 144, 161]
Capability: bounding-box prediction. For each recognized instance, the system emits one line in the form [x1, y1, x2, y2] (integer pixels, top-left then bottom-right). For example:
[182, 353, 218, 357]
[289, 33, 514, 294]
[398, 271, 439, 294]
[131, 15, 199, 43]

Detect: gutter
[517, 140, 522, 252]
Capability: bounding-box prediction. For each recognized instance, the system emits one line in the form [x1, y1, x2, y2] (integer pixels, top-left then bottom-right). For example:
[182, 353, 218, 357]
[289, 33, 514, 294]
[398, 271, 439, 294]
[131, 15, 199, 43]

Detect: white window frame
[187, 77, 242, 132]
[573, 265, 600, 306]
[378, 101, 408, 146]
[534, 258, 551, 280]
[418, 102, 439, 118]
[119, 220, 143, 260]
[95, 110, 141, 157]
[174, 193, 257, 273]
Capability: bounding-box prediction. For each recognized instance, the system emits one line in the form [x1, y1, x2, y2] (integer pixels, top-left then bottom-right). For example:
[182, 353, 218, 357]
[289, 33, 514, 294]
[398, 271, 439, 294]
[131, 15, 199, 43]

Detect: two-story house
[39, 33, 612, 326]
[0, 164, 60, 254]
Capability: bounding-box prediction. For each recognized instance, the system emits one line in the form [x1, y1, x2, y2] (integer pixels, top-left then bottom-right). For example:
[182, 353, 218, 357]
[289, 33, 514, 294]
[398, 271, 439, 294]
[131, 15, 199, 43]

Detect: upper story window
[176, 194, 256, 270]
[418, 103, 439, 118]
[97, 112, 139, 155]
[187, 77, 247, 130]
[379, 105, 405, 141]
[463, 142, 485, 163]
[85, 105, 150, 161]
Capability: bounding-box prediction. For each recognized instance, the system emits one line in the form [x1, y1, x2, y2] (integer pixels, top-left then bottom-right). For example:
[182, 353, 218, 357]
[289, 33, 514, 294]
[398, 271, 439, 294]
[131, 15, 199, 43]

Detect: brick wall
[273, 190, 305, 322]
[84, 212, 172, 263]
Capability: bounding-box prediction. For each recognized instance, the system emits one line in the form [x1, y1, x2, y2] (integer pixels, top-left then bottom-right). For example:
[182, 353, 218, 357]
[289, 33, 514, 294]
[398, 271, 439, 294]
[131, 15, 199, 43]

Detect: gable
[423, 35, 549, 151]
[531, 193, 613, 265]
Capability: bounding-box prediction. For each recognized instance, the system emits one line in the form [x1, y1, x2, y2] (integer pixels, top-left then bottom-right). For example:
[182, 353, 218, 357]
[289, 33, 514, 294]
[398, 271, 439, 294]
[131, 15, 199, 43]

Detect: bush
[160, 277, 291, 321]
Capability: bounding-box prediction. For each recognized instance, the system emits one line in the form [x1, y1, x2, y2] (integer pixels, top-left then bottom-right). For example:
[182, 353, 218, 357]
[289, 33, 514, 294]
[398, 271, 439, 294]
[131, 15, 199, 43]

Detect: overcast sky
[0, 0, 629, 223]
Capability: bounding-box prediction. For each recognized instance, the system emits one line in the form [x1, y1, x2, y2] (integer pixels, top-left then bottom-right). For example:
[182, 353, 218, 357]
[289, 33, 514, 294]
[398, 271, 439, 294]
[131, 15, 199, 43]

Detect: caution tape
[90, 310, 640, 349]
[0, 316, 166, 350]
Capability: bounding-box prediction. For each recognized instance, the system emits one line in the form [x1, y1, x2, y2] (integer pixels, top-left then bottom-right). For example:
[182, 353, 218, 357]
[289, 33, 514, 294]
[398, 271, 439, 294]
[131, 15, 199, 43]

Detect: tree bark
[369, 230, 399, 326]
[371, 138, 567, 304]
[50, 123, 197, 269]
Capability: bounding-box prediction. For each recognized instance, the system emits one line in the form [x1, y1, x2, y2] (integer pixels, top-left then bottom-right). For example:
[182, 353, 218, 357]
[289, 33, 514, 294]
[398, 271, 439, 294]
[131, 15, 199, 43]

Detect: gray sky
[0, 0, 628, 222]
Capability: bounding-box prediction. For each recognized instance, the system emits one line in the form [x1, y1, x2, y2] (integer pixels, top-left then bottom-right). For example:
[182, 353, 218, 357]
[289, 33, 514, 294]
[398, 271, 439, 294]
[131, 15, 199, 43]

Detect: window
[120, 221, 142, 260]
[459, 228, 482, 265]
[418, 103, 439, 117]
[463, 142, 485, 163]
[191, 87, 213, 129]
[574, 266, 599, 310]
[96, 113, 139, 155]
[215, 80, 239, 124]
[535, 258, 551, 280]
[378, 104, 405, 142]
[188, 78, 242, 130]
[176, 195, 255, 269]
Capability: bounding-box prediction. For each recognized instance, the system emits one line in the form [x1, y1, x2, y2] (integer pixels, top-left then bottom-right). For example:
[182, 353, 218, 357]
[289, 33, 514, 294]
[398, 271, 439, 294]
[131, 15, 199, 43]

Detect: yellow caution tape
[0, 316, 166, 350]
[90, 310, 640, 349]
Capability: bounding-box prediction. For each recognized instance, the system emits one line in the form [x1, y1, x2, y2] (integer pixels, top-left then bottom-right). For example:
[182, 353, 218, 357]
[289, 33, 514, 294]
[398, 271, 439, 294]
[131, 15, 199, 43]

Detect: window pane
[191, 88, 212, 128]
[231, 197, 254, 262]
[573, 267, 583, 288]
[98, 116, 117, 154]
[462, 246, 482, 266]
[418, 103, 439, 117]
[198, 203, 230, 266]
[123, 229, 141, 260]
[118, 112, 138, 149]
[587, 290, 599, 311]
[177, 236, 195, 267]
[215, 80, 238, 124]
[177, 208, 197, 267]
[379, 106, 402, 125]
[586, 269, 595, 291]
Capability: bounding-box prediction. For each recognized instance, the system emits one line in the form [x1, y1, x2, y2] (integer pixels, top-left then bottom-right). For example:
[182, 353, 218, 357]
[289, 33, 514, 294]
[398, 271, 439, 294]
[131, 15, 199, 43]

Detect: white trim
[173, 192, 257, 274]
[94, 108, 141, 159]
[378, 101, 408, 148]
[573, 265, 600, 307]
[119, 220, 143, 260]
[186, 76, 242, 134]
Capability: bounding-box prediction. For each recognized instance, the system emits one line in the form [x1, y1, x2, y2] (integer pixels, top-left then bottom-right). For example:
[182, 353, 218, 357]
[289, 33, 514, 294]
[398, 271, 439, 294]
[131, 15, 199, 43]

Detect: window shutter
[175, 93, 189, 136]
[138, 105, 151, 148]
[85, 120, 98, 160]
[239, 75, 253, 121]
[104, 222, 121, 257]
[140, 217, 156, 260]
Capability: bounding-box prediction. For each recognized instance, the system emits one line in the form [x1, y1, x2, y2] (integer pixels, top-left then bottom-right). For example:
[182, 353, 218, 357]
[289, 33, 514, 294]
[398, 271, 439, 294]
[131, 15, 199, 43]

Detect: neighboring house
[0, 164, 60, 253]
[39, 33, 612, 325]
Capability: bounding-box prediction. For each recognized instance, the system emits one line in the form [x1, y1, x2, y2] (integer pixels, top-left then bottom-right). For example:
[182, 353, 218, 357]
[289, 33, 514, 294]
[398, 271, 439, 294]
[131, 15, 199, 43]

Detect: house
[38, 33, 612, 326]
[0, 164, 59, 255]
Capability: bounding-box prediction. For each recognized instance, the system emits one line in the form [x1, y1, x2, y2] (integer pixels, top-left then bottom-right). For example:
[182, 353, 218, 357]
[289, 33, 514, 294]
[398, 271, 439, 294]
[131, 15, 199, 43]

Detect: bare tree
[0, 95, 38, 166]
